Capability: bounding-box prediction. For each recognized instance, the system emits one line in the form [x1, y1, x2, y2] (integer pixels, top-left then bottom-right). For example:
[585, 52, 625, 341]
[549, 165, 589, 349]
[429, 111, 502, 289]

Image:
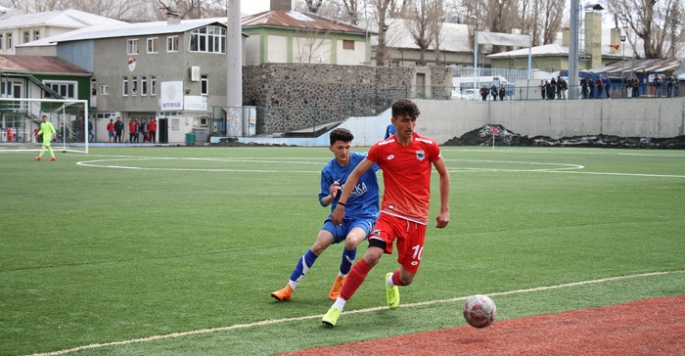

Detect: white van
[452, 76, 511, 91]
[452, 76, 514, 100]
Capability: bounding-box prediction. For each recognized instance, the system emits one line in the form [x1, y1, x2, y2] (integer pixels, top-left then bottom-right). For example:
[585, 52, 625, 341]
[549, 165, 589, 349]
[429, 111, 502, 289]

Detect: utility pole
[568, 0, 580, 99]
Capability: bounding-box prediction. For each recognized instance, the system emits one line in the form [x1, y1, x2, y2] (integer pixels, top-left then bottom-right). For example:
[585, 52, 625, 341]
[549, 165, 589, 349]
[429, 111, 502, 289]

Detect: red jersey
[107, 123, 114, 132]
[367, 132, 442, 224]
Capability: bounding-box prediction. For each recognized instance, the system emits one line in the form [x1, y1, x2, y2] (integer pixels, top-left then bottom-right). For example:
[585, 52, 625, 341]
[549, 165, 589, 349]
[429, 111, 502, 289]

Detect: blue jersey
[319, 151, 379, 219]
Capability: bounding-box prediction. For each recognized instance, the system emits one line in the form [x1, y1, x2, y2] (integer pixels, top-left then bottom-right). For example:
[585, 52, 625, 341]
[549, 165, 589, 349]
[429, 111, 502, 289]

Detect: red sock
[340, 258, 373, 301]
[391, 269, 405, 286]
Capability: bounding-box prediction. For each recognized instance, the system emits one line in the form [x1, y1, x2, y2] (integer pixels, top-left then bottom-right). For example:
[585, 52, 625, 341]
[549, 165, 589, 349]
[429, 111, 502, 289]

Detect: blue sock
[339, 247, 357, 276]
[289, 250, 318, 285]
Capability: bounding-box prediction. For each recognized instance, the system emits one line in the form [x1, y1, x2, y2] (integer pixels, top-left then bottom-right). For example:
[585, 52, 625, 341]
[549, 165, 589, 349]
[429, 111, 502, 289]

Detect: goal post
[0, 98, 89, 154]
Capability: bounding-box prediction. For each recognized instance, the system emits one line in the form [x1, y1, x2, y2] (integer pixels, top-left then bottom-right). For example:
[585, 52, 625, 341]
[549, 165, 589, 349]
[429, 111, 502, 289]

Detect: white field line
[25, 269, 685, 356]
[75, 157, 685, 178]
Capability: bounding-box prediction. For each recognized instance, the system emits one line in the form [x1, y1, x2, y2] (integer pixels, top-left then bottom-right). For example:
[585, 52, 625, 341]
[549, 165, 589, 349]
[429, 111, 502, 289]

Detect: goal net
[0, 98, 89, 154]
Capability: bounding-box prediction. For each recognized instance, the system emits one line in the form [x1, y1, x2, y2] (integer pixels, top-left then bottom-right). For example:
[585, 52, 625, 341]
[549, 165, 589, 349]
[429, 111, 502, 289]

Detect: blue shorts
[108, 132, 115, 137]
[321, 216, 376, 244]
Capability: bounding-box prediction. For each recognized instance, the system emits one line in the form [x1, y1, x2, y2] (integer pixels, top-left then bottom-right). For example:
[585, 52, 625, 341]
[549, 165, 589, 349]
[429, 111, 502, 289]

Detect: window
[141, 76, 147, 96]
[96, 112, 115, 119]
[150, 76, 156, 96]
[23, 31, 29, 44]
[132, 76, 138, 95]
[123, 76, 129, 96]
[7, 33, 12, 49]
[147, 38, 158, 53]
[342, 40, 354, 50]
[100, 84, 109, 95]
[0, 34, 3, 50]
[34, 31, 40, 41]
[127, 39, 139, 55]
[167, 36, 179, 52]
[45, 81, 77, 99]
[201, 75, 208, 95]
[189, 26, 225, 53]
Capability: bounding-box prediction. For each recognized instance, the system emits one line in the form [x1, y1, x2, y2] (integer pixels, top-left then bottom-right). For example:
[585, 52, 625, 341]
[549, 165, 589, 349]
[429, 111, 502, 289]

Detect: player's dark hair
[392, 99, 420, 119]
[329, 128, 354, 145]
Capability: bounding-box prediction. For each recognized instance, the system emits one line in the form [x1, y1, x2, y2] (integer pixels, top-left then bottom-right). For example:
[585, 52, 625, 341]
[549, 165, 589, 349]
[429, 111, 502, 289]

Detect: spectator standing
[499, 84, 506, 101]
[88, 120, 94, 142]
[595, 77, 604, 99]
[539, 80, 546, 100]
[549, 78, 557, 100]
[479, 85, 489, 101]
[580, 77, 588, 99]
[666, 76, 673, 98]
[140, 119, 148, 143]
[490, 84, 498, 101]
[558, 77, 567, 100]
[588, 77, 595, 99]
[604, 77, 612, 99]
[633, 77, 640, 98]
[148, 119, 157, 143]
[654, 75, 662, 97]
[129, 119, 138, 143]
[114, 117, 124, 143]
[107, 119, 115, 142]
[674, 76, 680, 97]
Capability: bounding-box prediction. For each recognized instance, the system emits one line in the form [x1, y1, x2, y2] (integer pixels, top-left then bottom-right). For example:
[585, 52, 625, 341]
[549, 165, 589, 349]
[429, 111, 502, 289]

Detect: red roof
[0, 55, 90, 75]
[242, 10, 370, 35]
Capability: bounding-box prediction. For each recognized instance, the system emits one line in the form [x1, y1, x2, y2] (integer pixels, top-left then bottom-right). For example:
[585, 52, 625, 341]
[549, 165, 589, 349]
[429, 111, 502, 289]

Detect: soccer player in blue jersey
[271, 128, 380, 301]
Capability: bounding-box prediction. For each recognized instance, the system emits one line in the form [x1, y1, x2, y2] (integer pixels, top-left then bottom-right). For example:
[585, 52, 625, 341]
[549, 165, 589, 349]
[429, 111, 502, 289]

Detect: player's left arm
[432, 156, 450, 229]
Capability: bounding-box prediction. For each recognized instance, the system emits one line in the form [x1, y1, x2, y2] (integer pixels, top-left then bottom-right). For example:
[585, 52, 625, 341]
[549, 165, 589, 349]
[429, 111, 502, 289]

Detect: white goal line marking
[24, 269, 685, 356]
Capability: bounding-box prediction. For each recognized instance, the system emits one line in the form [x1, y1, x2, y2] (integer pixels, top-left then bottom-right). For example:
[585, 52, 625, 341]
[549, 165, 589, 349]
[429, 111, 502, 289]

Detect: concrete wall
[418, 98, 685, 144]
[231, 97, 685, 147]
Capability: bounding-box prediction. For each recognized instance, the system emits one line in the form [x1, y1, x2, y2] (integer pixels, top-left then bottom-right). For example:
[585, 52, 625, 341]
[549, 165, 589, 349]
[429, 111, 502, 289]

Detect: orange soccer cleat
[50, 157, 56, 161]
[270, 284, 293, 301]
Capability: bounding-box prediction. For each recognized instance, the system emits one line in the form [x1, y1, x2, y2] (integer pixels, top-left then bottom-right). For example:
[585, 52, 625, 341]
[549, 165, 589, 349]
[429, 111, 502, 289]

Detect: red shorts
[369, 213, 427, 274]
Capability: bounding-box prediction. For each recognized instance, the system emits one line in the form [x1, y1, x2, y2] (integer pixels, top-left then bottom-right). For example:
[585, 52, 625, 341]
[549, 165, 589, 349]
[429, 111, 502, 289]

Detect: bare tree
[607, 0, 684, 58]
[293, 27, 333, 63]
[153, 0, 226, 19]
[341, 0, 360, 24]
[69, 0, 150, 22]
[538, 0, 564, 45]
[367, 0, 394, 66]
[303, 0, 324, 13]
[429, 0, 447, 64]
[9, 0, 63, 12]
[406, 0, 431, 65]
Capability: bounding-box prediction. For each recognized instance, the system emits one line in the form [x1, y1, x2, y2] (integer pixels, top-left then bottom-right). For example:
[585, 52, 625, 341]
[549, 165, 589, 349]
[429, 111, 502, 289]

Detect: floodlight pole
[568, 0, 580, 100]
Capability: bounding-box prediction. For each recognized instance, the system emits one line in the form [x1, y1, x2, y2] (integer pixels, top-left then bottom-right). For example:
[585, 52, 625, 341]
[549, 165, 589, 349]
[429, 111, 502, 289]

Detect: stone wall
[242, 63, 451, 135]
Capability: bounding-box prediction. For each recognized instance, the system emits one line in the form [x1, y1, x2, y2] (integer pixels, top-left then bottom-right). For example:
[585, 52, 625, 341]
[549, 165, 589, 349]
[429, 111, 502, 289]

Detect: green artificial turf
[0, 146, 683, 356]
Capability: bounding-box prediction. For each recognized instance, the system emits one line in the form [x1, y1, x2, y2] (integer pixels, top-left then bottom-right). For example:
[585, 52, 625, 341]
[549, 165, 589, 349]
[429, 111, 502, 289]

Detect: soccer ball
[463, 294, 497, 328]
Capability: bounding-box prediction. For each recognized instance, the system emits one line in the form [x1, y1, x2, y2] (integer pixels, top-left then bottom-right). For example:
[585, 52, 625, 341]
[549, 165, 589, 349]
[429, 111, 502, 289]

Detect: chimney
[270, 0, 291, 11]
[584, 11, 602, 69]
[610, 28, 621, 53]
[167, 1, 180, 25]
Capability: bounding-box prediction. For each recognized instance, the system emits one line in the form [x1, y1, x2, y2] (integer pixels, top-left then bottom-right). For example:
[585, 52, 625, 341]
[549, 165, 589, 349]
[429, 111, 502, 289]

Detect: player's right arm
[331, 158, 375, 226]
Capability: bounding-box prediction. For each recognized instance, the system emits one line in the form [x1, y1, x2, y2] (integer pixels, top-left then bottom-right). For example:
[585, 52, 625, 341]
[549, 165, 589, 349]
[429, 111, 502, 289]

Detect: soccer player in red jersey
[322, 99, 450, 327]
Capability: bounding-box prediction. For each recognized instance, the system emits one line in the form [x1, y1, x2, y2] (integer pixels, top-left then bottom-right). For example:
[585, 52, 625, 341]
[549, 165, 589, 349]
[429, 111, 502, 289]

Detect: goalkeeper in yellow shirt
[35, 115, 57, 161]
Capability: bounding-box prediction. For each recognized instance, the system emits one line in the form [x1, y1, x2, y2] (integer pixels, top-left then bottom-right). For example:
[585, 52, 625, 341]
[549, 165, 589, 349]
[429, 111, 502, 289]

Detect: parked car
[460, 88, 481, 101]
